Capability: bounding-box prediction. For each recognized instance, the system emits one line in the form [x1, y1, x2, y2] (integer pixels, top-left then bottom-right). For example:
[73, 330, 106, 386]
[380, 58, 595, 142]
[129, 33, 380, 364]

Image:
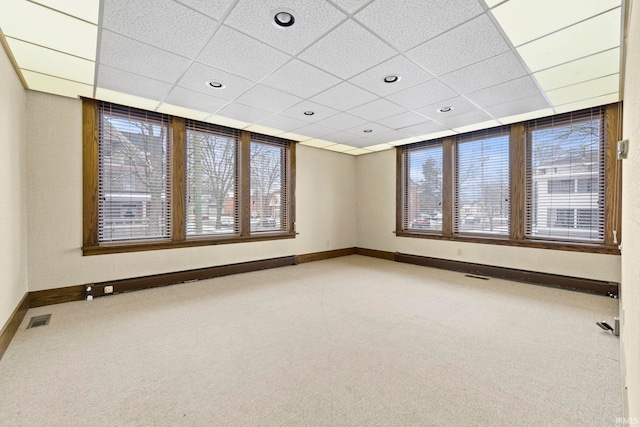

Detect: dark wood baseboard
[87, 255, 297, 298]
[297, 248, 356, 263]
[0, 293, 29, 361]
[395, 253, 619, 297]
[30, 285, 86, 308]
[355, 247, 395, 260]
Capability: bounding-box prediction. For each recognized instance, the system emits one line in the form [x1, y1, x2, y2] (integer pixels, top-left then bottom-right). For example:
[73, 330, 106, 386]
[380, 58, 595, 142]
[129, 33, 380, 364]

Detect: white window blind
[250, 135, 288, 233]
[455, 127, 510, 236]
[186, 121, 238, 237]
[98, 103, 172, 242]
[525, 107, 605, 242]
[404, 141, 443, 232]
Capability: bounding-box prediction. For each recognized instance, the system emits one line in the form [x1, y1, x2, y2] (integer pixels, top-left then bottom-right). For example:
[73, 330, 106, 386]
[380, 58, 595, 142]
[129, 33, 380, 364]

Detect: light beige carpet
[0, 255, 620, 426]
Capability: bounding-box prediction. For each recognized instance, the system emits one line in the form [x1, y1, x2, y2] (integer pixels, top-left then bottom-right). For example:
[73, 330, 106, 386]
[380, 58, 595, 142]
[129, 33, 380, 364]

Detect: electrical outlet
[104, 285, 114, 294]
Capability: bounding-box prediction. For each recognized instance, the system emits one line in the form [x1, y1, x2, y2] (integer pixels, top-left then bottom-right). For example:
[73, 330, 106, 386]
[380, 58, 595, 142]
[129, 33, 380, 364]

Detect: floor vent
[465, 274, 489, 280]
[27, 314, 51, 329]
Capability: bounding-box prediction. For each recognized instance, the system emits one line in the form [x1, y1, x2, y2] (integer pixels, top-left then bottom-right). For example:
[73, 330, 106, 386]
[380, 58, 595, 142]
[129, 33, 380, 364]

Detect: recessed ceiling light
[363, 129, 373, 133]
[273, 11, 295, 27]
[206, 81, 224, 89]
[437, 106, 453, 113]
[383, 75, 400, 83]
[303, 111, 315, 116]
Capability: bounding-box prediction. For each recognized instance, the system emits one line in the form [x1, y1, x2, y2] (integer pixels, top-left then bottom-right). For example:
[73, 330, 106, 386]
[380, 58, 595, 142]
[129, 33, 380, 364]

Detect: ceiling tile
[22, 70, 93, 98]
[298, 139, 337, 148]
[298, 20, 396, 79]
[235, 85, 303, 113]
[439, 51, 528, 95]
[30, 0, 100, 23]
[324, 143, 359, 152]
[492, 0, 621, 47]
[102, 0, 216, 58]
[533, 48, 620, 91]
[345, 122, 394, 136]
[258, 115, 309, 133]
[484, 94, 551, 118]
[415, 96, 479, 120]
[224, 0, 346, 55]
[517, 8, 621, 72]
[364, 143, 394, 152]
[331, 0, 372, 13]
[217, 102, 274, 123]
[386, 79, 458, 110]
[485, 0, 506, 7]
[497, 108, 555, 125]
[377, 111, 428, 130]
[355, 0, 484, 51]
[177, 62, 255, 101]
[263, 59, 342, 98]
[292, 123, 337, 139]
[156, 103, 209, 121]
[197, 26, 291, 81]
[243, 124, 284, 137]
[279, 132, 312, 141]
[175, 0, 235, 20]
[406, 14, 510, 77]
[310, 82, 377, 111]
[545, 74, 619, 106]
[164, 86, 229, 114]
[453, 119, 501, 133]
[553, 93, 620, 114]
[465, 76, 542, 107]
[281, 101, 340, 123]
[348, 55, 434, 96]
[432, 109, 492, 128]
[399, 121, 449, 137]
[6, 37, 94, 85]
[315, 113, 369, 131]
[97, 65, 173, 100]
[356, 130, 411, 145]
[205, 115, 251, 129]
[347, 98, 406, 121]
[99, 30, 191, 83]
[95, 88, 160, 111]
[0, 0, 97, 60]
[324, 131, 367, 145]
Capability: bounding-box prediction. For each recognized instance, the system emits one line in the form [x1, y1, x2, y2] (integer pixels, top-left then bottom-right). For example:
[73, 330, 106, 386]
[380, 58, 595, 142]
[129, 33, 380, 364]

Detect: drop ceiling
[0, 0, 625, 156]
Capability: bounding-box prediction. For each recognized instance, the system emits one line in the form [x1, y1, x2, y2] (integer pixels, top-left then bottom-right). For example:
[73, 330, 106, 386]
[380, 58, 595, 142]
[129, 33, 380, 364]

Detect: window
[455, 128, 510, 236]
[397, 103, 621, 254]
[526, 108, 604, 242]
[83, 100, 295, 255]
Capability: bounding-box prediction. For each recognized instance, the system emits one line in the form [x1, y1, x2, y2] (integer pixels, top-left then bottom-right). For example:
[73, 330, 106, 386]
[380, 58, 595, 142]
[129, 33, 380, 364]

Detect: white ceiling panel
[224, 0, 346, 55]
[377, 111, 429, 130]
[386, 79, 458, 110]
[177, 62, 255, 101]
[533, 48, 620, 92]
[399, 120, 449, 137]
[263, 59, 342, 98]
[553, 93, 620, 114]
[235, 84, 303, 113]
[310, 82, 377, 111]
[298, 139, 336, 148]
[156, 103, 209, 121]
[165, 86, 229, 114]
[407, 14, 510, 77]
[175, 0, 236, 20]
[197, 26, 291, 81]
[6, 37, 94, 85]
[95, 88, 160, 111]
[415, 96, 479, 120]
[355, 0, 484, 51]
[492, 0, 621, 47]
[298, 20, 396, 79]
[433, 109, 492, 128]
[545, 74, 619, 106]
[439, 51, 528, 95]
[348, 55, 434, 96]
[99, 31, 191, 83]
[292, 123, 337, 139]
[356, 130, 411, 145]
[453, 119, 501, 133]
[281, 101, 340, 123]
[345, 122, 393, 136]
[496, 108, 554, 125]
[315, 113, 369, 131]
[517, 8, 621, 72]
[217, 103, 274, 123]
[30, 0, 100, 23]
[465, 76, 543, 107]
[0, 0, 97, 60]
[485, 0, 506, 7]
[323, 131, 367, 145]
[343, 148, 373, 155]
[332, 0, 372, 14]
[324, 143, 359, 152]
[483, 94, 550, 118]
[97, 65, 173, 101]
[258, 115, 309, 133]
[347, 98, 406, 121]
[22, 70, 93, 98]
[102, 0, 216, 58]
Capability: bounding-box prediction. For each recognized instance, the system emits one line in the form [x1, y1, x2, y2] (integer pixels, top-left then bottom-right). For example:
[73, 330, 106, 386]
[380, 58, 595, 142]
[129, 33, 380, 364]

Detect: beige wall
[25, 91, 356, 291]
[356, 147, 621, 283]
[0, 46, 28, 328]
[621, 0, 640, 418]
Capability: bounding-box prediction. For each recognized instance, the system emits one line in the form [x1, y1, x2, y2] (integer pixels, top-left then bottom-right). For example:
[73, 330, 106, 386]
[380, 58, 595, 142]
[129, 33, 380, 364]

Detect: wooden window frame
[396, 103, 622, 255]
[82, 99, 296, 256]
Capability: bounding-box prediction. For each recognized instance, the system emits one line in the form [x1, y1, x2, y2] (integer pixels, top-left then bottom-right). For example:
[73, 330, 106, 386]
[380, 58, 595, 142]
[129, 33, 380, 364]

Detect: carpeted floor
[0, 255, 620, 426]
